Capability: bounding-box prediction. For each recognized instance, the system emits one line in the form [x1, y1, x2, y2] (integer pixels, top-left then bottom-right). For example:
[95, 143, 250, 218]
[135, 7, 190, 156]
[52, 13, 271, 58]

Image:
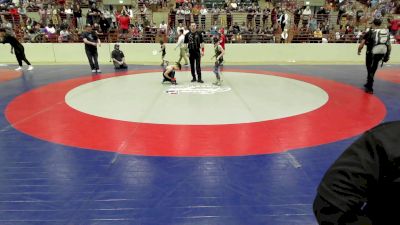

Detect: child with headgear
[212, 36, 225, 86]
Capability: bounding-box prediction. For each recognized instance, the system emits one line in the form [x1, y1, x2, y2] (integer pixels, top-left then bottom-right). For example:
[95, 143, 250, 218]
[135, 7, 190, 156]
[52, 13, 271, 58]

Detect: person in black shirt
[0, 28, 33, 71]
[184, 22, 204, 83]
[358, 18, 391, 94]
[314, 121, 400, 225]
[82, 24, 101, 73]
[111, 44, 127, 70]
[99, 13, 110, 33]
[73, 4, 83, 30]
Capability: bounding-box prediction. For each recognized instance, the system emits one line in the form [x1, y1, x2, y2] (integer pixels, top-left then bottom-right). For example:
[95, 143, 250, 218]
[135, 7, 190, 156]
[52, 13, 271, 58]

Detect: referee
[184, 22, 204, 83]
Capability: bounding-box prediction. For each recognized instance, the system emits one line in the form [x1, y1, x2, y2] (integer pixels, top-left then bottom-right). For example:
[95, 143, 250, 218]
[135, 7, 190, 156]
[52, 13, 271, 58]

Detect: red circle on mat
[377, 68, 400, 84]
[5, 69, 386, 156]
[0, 69, 22, 83]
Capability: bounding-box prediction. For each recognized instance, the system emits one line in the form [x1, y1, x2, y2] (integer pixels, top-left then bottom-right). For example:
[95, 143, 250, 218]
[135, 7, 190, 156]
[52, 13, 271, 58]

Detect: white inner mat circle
[65, 71, 329, 125]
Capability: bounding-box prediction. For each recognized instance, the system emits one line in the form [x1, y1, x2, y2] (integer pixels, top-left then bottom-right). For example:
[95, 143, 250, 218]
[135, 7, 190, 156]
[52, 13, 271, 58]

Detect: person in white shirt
[302, 5, 311, 27]
[64, 5, 73, 20]
[200, 5, 207, 30]
[59, 28, 70, 42]
[183, 26, 189, 35]
[45, 24, 56, 35]
[174, 29, 188, 65]
[176, 23, 184, 34]
[278, 10, 289, 31]
[159, 20, 167, 33]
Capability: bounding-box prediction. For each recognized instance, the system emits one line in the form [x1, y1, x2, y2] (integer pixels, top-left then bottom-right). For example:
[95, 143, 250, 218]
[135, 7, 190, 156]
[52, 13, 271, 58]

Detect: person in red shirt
[118, 12, 130, 34]
[8, 5, 19, 18]
[388, 18, 399, 36]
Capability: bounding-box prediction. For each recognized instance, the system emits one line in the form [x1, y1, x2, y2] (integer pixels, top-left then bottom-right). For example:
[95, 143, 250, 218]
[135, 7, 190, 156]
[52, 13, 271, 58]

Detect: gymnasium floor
[0, 64, 399, 225]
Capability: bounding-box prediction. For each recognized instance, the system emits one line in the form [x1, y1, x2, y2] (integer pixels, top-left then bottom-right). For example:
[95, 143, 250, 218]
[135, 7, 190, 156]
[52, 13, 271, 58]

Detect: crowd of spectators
[0, 0, 398, 43]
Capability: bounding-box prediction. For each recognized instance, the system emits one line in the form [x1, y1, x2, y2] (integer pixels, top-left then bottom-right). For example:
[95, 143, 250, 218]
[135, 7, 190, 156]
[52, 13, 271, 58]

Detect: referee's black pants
[365, 53, 384, 91]
[15, 47, 31, 67]
[189, 51, 201, 81]
[85, 47, 99, 70]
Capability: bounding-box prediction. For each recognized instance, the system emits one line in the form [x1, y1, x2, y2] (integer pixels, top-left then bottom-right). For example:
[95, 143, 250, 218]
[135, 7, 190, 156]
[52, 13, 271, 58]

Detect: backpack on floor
[371, 29, 390, 55]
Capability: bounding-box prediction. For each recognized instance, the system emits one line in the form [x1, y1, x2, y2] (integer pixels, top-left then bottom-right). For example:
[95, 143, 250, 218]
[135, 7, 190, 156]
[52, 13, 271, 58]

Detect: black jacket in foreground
[317, 121, 400, 224]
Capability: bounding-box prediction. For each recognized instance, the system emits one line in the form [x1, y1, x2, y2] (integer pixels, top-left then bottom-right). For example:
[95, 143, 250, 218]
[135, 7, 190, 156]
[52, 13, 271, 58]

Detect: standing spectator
[302, 5, 312, 28]
[293, 7, 301, 28]
[184, 22, 204, 83]
[357, 18, 391, 94]
[192, 4, 200, 26]
[73, 4, 83, 30]
[159, 20, 167, 34]
[82, 24, 101, 73]
[278, 9, 288, 31]
[254, 9, 261, 29]
[356, 8, 364, 26]
[200, 5, 207, 30]
[103, 8, 112, 28]
[65, 4, 73, 21]
[226, 9, 232, 29]
[118, 12, 130, 34]
[246, 6, 254, 29]
[262, 8, 269, 29]
[212, 7, 219, 27]
[388, 18, 399, 36]
[99, 13, 110, 33]
[176, 6, 184, 27]
[38, 6, 47, 25]
[50, 5, 59, 26]
[270, 7, 277, 27]
[169, 8, 176, 29]
[183, 6, 191, 28]
[18, 4, 27, 19]
[176, 23, 184, 34]
[87, 5, 100, 26]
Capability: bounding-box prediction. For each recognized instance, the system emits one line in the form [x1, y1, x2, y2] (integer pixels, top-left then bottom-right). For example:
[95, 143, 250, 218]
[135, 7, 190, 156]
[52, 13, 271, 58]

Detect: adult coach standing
[82, 24, 101, 73]
[0, 28, 34, 71]
[357, 18, 391, 94]
[185, 22, 204, 83]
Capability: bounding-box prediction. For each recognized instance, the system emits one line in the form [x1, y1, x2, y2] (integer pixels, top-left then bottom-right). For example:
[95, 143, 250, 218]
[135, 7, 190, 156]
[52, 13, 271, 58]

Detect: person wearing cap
[162, 62, 181, 85]
[212, 36, 224, 86]
[0, 28, 34, 71]
[82, 24, 101, 73]
[111, 44, 128, 70]
[357, 18, 391, 94]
